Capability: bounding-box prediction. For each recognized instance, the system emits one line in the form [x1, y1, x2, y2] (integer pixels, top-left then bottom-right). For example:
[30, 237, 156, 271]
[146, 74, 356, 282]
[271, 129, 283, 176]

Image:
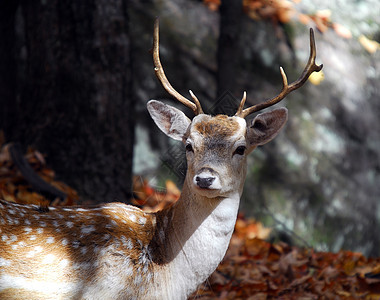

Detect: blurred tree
[217, 0, 243, 100]
[0, 0, 135, 204]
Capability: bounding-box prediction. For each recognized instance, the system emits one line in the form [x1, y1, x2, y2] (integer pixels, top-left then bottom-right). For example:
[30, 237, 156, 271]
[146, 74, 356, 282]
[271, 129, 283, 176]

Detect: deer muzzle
[193, 168, 221, 190]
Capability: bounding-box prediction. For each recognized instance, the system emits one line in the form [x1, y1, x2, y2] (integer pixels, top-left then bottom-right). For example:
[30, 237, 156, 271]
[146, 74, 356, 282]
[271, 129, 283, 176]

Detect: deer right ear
[246, 108, 288, 151]
[147, 100, 191, 141]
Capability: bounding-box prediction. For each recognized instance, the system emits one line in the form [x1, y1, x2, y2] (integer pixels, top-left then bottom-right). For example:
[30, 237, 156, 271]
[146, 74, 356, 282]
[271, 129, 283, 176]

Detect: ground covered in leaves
[192, 215, 380, 299]
[1, 143, 380, 299]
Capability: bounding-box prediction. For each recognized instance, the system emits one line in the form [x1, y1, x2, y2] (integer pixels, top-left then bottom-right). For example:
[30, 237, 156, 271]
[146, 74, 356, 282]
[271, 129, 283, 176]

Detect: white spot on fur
[138, 217, 147, 225]
[66, 221, 74, 228]
[74, 262, 91, 270]
[76, 208, 88, 212]
[62, 238, 68, 246]
[46, 237, 55, 244]
[39, 221, 47, 227]
[81, 225, 96, 235]
[26, 246, 43, 258]
[24, 219, 31, 225]
[42, 254, 56, 264]
[24, 227, 32, 234]
[2, 234, 8, 241]
[37, 228, 44, 234]
[29, 235, 36, 241]
[0, 257, 11, 267]
[59, 259, 69, 268]
[129, 214, 137, 222]
[10, 234, 17, 242]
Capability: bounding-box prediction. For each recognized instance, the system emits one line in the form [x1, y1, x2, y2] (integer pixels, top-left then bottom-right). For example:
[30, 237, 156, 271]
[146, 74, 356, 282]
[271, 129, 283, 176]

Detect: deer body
[0, 191, 237, 300]
[0, 19, 322, 299]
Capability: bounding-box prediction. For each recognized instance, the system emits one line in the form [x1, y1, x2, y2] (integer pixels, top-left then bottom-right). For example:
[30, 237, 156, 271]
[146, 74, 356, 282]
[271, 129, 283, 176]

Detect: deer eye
[233, 146, 246, 156]
[185, 143, 193, 152]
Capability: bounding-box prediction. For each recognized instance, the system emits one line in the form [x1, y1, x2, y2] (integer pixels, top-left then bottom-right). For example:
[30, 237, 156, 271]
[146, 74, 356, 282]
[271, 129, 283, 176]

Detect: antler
[153, 19, 204, 115]
[235, 28, 323, 119]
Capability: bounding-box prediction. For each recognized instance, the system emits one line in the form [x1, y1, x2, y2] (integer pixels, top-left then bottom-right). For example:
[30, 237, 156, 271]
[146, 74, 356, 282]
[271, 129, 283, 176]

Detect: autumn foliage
[204, 0, 351, 37]
[192, 216, 380, 299]
[1, 142, 380, 298]
[0, 143, 78, 207]
[204, 0, 380, 54]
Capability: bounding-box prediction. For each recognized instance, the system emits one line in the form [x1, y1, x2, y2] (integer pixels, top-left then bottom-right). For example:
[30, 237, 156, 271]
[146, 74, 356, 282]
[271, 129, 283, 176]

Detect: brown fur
[194, 115, 240, 138]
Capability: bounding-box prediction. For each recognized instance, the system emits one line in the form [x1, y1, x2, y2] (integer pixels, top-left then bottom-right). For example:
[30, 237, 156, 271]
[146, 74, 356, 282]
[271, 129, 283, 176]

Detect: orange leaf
[359, 35, 380, 54]
[333, 23, 352, 39]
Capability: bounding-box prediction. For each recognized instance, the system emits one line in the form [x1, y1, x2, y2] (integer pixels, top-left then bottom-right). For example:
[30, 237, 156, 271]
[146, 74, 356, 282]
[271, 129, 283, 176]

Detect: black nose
[195, 176, 215, 188]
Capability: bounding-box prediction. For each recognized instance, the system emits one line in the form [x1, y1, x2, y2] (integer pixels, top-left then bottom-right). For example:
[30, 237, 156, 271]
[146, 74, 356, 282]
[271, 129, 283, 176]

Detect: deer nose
[195, 176, 215, 189]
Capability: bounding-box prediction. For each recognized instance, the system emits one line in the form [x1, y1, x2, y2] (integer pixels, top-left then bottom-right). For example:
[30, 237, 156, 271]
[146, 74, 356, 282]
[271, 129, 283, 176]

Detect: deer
[0, 19, 322, 300]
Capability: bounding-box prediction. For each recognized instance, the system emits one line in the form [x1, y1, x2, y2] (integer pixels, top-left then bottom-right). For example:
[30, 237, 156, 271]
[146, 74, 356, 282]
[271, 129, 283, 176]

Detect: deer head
[148, 19, 323, 200]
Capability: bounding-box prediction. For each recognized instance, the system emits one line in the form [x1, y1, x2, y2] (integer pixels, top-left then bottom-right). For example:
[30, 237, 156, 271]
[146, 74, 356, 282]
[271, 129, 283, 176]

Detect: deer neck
[150, 176, 241, 298]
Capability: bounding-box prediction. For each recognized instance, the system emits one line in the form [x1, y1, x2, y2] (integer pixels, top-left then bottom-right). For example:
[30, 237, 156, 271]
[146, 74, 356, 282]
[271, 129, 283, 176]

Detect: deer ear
[246, 108, 288, 150]
[147, 100, 191, 141]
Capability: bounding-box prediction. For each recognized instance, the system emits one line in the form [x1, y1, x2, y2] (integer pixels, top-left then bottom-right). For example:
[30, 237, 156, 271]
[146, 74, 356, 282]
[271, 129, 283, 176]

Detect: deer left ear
[246, 108, 288, 151]
[147, 100, 191, 141]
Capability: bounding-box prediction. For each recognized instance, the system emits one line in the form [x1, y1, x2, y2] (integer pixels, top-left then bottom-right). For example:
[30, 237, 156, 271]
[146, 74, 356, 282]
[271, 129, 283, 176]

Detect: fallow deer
[0, 19, 322, 299]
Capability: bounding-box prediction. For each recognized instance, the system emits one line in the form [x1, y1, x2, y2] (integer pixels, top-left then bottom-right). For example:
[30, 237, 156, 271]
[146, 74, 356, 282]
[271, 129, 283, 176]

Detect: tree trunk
[0, 0, 135, 204]
[216, 0, 243, 107]
[0, 1, 19, 137]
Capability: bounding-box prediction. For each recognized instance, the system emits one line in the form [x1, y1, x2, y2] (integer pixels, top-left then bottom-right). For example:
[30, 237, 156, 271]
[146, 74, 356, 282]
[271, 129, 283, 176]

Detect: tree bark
[0, 0, 135, 204]
[216, 0, 243, 102]
[0, 1, 19, 137]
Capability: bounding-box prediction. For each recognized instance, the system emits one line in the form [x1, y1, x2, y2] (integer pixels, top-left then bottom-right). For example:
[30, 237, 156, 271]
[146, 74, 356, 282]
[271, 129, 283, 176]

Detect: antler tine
[236, 28, 323, 119]
[153, 18, 203, 115]
[235, 91, 247, 116]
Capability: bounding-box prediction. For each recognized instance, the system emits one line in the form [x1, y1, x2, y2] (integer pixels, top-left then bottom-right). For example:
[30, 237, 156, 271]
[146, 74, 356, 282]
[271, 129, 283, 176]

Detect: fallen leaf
[308, 70, 324, 85]
[359, 35, 380, 54]
[333, 23, 352, 39]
